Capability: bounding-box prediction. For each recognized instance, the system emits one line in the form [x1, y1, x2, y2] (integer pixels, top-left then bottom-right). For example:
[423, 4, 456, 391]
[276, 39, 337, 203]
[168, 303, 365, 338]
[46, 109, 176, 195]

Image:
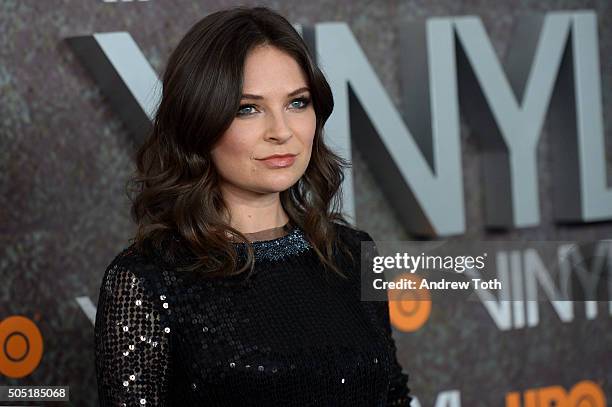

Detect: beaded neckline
[166, 223, 312, 264]
[233, 224, 312, 262]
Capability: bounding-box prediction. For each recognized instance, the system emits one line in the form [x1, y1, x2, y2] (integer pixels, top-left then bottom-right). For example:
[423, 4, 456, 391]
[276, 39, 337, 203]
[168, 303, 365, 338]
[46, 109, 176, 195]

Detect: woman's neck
[218, 184, 290, 234]
[240, 220, 292, 242]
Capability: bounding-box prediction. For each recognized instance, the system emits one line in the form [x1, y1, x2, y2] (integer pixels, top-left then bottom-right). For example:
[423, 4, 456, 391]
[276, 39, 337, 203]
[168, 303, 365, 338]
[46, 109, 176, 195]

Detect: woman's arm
[94, 250, 172, 406]
[374, 298, 413, 406]
[358, 230, 413, 406]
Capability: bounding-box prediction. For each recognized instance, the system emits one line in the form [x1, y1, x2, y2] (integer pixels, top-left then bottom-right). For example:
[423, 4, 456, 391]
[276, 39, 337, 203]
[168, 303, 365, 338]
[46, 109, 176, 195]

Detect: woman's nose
[264, 110, 293, 142]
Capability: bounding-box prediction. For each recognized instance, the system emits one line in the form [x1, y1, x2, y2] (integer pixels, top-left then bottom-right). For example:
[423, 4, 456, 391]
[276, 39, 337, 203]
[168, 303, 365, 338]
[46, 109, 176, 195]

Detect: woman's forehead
[242, 47, 308, 90]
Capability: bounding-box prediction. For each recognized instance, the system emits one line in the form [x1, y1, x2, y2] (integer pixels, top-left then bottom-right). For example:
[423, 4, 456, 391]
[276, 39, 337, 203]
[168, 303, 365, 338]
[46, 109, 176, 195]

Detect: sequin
[94, 222, 412, 406]
[233, 225, 312, 262]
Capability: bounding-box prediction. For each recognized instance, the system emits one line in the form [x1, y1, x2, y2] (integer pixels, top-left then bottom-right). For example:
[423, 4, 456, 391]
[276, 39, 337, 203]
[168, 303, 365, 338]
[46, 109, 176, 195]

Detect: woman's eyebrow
[241, 86, 310, 100]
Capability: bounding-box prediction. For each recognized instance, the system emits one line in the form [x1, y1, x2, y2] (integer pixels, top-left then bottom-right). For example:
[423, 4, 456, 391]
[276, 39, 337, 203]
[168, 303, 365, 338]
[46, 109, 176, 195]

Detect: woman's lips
[258, 155, 297, 168]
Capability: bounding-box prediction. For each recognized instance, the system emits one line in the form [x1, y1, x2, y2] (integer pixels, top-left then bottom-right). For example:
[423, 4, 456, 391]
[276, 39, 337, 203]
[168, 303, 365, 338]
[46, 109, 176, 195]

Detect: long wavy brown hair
[127, 5, 357, 280]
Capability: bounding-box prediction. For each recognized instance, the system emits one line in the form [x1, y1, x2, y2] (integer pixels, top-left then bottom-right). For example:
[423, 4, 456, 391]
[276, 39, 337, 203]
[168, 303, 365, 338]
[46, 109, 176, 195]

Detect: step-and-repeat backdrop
[1, 0, 610, 406]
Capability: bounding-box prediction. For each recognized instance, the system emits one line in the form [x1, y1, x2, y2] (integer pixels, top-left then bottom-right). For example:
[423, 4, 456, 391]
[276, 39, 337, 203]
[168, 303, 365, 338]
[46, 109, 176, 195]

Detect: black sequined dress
[94, 221, 412, 406]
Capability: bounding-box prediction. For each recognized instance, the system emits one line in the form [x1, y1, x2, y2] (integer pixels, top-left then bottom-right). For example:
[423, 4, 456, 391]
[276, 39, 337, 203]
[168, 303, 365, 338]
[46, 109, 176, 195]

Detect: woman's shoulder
[100, 241, 168, 293]
[333, 221, 376, 245]
[107, 241, 157, 270]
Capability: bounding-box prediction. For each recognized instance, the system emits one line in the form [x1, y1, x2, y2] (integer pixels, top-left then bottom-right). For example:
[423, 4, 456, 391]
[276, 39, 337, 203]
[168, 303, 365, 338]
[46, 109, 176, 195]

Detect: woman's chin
[254, 176, 301, 193]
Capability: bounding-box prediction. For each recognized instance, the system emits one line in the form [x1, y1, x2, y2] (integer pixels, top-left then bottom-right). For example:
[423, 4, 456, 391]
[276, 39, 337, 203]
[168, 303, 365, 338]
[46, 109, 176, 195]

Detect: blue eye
[236, 96, 311, 117]
[291, 97, 311, 109]
[237, 105, 257, 116]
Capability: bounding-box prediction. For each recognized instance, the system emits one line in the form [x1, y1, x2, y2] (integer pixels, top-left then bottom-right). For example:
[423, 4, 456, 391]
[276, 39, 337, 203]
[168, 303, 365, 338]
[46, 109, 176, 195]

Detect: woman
[94, 5, 412, 406]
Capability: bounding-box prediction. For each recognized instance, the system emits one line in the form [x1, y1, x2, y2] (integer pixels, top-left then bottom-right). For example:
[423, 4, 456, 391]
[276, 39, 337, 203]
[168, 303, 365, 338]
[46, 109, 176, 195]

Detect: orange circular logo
[388, 273, 431, 332]
[0, 316, 43, 378]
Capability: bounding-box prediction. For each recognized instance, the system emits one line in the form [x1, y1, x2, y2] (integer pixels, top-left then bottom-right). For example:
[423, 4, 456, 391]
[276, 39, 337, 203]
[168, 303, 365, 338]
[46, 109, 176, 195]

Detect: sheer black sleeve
[94, 248, 172, 406]
[359, 230, 413, 407]
[374, 297, 413, 406]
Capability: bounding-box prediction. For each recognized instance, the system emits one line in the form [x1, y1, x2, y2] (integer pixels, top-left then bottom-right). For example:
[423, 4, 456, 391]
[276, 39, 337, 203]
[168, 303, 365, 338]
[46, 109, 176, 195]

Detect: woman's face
[211, 45, 316, 198]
